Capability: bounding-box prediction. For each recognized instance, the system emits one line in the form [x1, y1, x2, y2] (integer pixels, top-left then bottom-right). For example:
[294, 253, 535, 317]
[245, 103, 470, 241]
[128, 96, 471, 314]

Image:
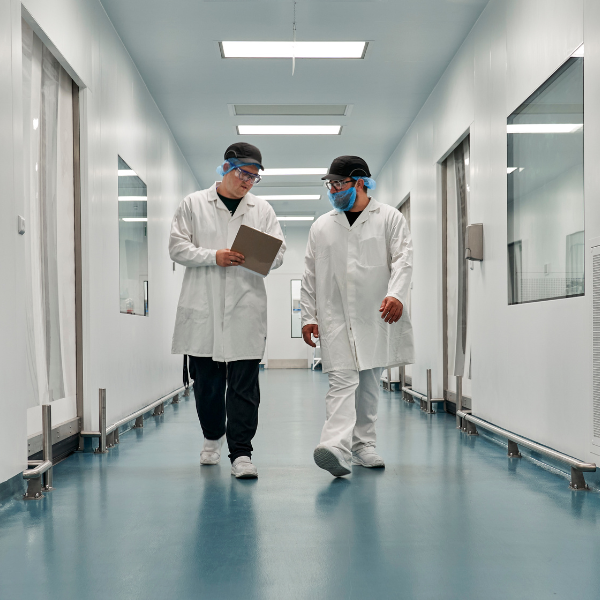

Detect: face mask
[328, 185, 357, 212]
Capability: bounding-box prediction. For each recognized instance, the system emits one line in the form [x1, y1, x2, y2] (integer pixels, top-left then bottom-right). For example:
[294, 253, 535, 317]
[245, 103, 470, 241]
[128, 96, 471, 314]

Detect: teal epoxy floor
[2, 369, 600, 599]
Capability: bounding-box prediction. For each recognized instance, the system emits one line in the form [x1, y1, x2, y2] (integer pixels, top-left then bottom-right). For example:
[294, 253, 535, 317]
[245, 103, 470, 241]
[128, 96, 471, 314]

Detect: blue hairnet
[216, 157, 262, 178]
[352, 176, 376, 190]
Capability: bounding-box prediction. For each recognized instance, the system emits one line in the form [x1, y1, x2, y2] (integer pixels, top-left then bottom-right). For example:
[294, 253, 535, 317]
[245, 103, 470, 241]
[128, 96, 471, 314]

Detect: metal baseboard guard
[457, 410, 596, 490]
[81, 386, 186, 447]
[401, 369, 444, 414]
[28, 416, 81, 457]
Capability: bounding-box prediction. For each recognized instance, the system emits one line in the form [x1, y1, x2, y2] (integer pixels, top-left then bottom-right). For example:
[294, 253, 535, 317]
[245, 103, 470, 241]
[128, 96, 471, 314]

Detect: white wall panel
[433, 36, 475, 163]
[0, 0, 199, 485]
[583, 0, 600, 454]
[378, 0, 594, 462]
[0, 0, 28, 484]
[506, 0, 584, 114]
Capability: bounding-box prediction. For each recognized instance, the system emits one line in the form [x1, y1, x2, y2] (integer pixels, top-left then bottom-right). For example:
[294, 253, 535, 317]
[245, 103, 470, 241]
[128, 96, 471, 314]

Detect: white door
[266, 272, 312, 369]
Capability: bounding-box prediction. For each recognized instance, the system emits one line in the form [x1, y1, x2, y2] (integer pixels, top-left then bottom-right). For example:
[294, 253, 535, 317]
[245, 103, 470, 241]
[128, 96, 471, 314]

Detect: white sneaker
[313, 445, 351, 477]
[231, 456, 258, 479]
[351, 446, 385, 468]
[200, 435, 225, 465]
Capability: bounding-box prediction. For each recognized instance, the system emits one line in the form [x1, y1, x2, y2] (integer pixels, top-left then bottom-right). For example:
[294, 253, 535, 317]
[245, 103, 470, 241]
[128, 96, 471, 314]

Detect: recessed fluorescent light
[121, 218, 147, 222]
[238, 125, 341, 135]
[572, 44, 584, 57]
[262, 168, 328, 176]
[277, 216, 314, 221]
[118, 196, 148, 201]
[118, 169, 137, 176]
[233, 104, 348, 116]
[221, 41, 367, 59]
[507, 124, 583, 134]
[258, 195, 320, 200]
[507, 167, 517, 174]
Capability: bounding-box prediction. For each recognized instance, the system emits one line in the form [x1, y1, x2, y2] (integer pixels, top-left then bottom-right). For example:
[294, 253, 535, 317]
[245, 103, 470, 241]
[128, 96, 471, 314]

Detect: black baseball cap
[224, 142, 264, 170]
[322, 155, 371, 181]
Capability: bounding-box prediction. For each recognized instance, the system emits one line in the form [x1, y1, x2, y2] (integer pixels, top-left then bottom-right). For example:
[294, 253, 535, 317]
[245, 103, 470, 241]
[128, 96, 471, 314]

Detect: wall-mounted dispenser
[465, 223, 483, 261]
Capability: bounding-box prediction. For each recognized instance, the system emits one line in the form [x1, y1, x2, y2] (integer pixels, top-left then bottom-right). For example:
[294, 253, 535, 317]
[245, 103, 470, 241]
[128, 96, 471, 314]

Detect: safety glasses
[325, 179, 354, 191]
[234, 167, 262, 185]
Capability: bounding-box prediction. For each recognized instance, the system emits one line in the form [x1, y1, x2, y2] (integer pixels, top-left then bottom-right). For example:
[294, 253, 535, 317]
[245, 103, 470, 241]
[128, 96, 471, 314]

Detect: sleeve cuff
[385, 292, 405, 305]
[301, 318, 318, 328]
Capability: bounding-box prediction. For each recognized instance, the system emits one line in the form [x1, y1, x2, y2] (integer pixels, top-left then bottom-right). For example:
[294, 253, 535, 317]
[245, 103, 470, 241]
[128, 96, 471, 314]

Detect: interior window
[507, 55, 584, 304]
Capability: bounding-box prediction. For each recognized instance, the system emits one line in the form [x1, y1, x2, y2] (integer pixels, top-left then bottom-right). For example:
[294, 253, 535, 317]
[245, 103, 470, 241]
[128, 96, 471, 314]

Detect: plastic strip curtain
[22, 20, 76, 407]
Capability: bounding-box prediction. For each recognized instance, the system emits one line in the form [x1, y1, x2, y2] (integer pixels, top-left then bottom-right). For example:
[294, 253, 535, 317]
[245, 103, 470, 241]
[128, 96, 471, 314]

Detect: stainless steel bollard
[94, 389, 108, 454]
[400, 366, 405, 400]
[456, 376, 462, 429]
[425, 369, 434, 414]
[42, 404, 54, 491]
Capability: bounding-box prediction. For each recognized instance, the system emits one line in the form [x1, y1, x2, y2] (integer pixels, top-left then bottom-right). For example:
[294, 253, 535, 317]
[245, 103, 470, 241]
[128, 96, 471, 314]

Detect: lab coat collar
[329, 197, 380, 230]
[210, 182, 256, 219]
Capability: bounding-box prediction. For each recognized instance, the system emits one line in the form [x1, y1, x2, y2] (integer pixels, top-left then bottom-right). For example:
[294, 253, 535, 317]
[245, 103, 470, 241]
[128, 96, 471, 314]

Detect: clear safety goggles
[234, 167, 261, 185]
[325, 179, 354, 191]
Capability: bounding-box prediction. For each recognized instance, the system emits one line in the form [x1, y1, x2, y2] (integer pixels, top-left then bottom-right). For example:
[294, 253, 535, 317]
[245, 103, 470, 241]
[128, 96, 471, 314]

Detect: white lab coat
[169, 183, 285, 361]
[301, 198, 414, 373]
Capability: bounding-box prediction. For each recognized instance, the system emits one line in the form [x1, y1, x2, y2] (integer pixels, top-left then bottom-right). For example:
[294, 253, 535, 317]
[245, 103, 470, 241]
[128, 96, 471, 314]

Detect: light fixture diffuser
[572, 44, 584, 57]
[238, 125, 341, 135]
[258, 195, 320, 200]
[118, 169, 137, 176]
[121, 217, 147, 222]
[221, 41, 367, 59]
[277, 216, 315, 221]
[118, 196, 148, 201]
[507, 124, 583, 134]
[262, 168, 327, 176]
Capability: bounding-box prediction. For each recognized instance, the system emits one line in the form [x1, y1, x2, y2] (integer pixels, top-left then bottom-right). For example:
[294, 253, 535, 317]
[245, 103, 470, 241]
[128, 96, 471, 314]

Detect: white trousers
[320, 367, 383, 463]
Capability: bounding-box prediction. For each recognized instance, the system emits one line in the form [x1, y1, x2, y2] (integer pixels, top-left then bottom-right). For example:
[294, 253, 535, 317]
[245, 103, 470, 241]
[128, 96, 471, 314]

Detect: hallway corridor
[2, 369, 600, 599]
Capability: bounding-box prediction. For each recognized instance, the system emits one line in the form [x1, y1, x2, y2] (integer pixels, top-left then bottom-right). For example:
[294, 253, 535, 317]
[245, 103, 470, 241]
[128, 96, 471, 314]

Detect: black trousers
[188, 356, 261, 463]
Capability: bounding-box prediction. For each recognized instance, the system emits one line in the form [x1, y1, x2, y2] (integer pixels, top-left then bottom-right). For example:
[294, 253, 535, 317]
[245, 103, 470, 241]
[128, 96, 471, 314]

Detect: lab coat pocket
[359, 237, 387, 267]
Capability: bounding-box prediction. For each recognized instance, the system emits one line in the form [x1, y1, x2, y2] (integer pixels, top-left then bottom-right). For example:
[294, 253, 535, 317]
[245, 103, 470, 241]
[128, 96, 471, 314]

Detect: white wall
[0, 0, 28, 485]
[0, 0, 198, 485]
[376, 0, 596, 462]
[266, 225, 312, 368]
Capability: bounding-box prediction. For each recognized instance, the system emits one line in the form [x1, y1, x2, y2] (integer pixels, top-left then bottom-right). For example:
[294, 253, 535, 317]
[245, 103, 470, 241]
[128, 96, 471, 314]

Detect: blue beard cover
[328, 186, 357, 212]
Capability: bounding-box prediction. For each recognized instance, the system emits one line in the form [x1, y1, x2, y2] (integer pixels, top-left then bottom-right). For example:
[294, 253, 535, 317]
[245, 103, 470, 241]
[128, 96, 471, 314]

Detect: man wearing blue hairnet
[169, 142, 285, 479]
[301, 155, 414, 477]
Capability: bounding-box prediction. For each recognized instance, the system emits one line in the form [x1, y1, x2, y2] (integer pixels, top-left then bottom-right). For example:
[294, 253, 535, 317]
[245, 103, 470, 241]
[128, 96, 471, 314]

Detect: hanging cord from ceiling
[292, 0, 297, 75]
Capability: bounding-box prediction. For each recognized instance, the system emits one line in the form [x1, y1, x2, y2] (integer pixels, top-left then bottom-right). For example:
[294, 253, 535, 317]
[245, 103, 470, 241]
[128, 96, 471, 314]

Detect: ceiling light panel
[507, 124, 583, 134]
[237, 125, 341, 135]
[277, 216, 315, 221]
[261, 168, 327, 176]
[221, 41, 367, 59]
[258, 195, 320, 200]
[572, 44, 584, 57]
[233, 104, 348, 116]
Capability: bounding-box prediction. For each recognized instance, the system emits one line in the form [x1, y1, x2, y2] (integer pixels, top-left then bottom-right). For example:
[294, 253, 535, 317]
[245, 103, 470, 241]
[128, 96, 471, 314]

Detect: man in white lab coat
[169, 142, 285, 479]
[301, 156, 414, 477]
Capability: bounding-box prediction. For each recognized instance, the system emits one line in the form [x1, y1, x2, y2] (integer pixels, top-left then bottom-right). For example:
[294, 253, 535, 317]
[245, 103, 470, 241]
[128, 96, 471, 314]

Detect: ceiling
[100, 0, 489, 220]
